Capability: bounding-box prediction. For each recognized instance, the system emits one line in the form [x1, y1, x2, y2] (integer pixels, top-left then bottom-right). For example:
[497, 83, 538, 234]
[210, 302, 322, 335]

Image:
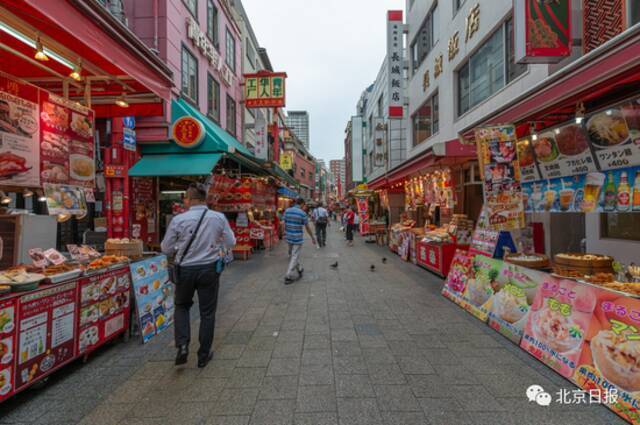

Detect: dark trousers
[315, 222, 327, 246]
[346, 223, 354, 241]
[174, 263, 220, 359]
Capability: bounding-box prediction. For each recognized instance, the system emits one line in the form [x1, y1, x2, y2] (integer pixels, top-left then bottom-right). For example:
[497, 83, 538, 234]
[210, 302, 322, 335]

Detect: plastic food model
[591, 329, 640, 392]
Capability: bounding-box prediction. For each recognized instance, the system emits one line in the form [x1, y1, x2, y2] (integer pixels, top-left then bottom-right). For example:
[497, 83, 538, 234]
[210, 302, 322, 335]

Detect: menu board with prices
[469, 229, 499, 257]
[16, 282, 77, 391]
[0, 298, 17, 402]
[77, 267, 130, 355]
[587, 104, 640, 171]
[39, 92, 95, 188]
[531, 124, 598, 180]
[130, 256, 174, 344]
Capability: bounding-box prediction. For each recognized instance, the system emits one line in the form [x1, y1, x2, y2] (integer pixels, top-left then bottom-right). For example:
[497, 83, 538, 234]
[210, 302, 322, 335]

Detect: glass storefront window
[600, 213, 640, 241]
[412, 92, 438, 146]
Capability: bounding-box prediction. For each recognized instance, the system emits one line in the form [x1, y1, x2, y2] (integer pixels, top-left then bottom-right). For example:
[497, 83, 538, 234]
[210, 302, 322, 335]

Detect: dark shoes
[175, 345, 188, 366]
[198, 352, 213, 368]
[284, 278, 294, 285]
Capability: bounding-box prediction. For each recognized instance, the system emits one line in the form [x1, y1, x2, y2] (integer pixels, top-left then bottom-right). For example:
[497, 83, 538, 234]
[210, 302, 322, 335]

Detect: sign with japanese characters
[386, 10, 403, 118]
[531, 124, 598, 180]
[351, 116, 364, 182]
[171, 116, 205, 149]
[279, 151, 293, 171]
[186, 16, 235, 87]
[254, 114, 268, 160]
[516, 138, 542, 183]
[244, 72, 287, 108]
[514, 0, 572, 63]
[442, 250, 474, 308]
[476, 125, 525, 231]
[587, 104, 640, 171]
[573, 293, 640, 424]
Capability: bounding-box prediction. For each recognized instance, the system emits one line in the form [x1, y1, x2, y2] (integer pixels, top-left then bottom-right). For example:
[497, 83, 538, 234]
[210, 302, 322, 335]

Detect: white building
[285, 111, 310, 150]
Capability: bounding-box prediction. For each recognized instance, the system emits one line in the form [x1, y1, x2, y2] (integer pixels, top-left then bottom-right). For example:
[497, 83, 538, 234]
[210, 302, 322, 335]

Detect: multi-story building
[344, 120, 355, 193]
[124, 0, 243, 143]
[285, 111, 310, 149]
[355, 55, 409, 184]
[283, 128, 316, 199]
[330, 159, 346, 198]
[230, 0, 273, 157]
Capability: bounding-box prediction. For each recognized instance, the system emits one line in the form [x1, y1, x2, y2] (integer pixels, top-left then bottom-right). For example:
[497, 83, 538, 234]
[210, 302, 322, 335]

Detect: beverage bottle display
[617, 171, 631, 212]
[603, 171, 617, 212]
[633, 171, 640, 211]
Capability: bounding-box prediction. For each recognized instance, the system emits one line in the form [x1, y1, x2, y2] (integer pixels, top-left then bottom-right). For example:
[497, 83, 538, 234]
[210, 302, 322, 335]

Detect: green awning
[129, 153, 222, 176]
[140, 98, 251, 157]
[272, 164, 298, 187]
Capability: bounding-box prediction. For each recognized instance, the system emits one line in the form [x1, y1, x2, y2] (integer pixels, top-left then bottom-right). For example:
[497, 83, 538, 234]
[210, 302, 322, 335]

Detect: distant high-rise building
[330, 159, 346, 198]
[285, 111, 310, 149]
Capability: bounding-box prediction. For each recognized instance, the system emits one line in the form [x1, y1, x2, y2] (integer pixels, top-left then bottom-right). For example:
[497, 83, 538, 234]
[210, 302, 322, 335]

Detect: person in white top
[161, 183, 235, 368]
[311, 203, 329, 247]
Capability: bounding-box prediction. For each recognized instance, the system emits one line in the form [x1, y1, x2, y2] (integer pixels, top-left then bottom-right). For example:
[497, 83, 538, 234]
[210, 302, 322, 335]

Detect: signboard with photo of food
[43, 183, 87, 216]
[587, 105, 640, 171]
[40, 92, 94, 188]
[531, 125, 598, 180]
[0, 89, 40, 187]
[516, 138, 542, 183]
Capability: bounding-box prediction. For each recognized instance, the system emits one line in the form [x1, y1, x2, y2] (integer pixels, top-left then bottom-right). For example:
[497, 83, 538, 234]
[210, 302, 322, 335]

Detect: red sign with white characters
[0, 297, 18, 402]
[418, 242, 441, 273]
[171, 116, 205, 149]
[16, 282, 77, 391]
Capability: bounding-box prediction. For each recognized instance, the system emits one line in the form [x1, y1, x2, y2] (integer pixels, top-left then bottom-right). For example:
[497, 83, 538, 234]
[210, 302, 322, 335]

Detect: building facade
[124, 0, 243, 143]
[230, 0, 273, 157]
[329, 159, 346, 198]
[283, 129, 316, 199]
[285, 111, 310, 150]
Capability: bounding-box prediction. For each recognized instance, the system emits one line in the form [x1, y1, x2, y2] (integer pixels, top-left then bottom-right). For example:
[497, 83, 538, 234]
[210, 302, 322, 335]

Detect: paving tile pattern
[0, 228, 624, 424]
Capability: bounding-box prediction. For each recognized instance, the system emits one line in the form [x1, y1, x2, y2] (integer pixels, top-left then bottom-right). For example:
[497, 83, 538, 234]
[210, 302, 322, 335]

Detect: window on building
[225, 28, 236, 72]
[368, 115, 373, 137]
[457, 19, 526, 116]
[181, 46, 198, 103]
[630, 1, 640, 26]
[377, 95, 383, 118]
[410, 1, 438, 74]
[412, 91, 438, 146]
[207, 0, 218, 46]
[246, 39, 256, 67]
[453, 0, 466, 14]
[301, 168, 305, 178]
[369, 151, 374, 171]
[183, 0, 197, 18]
[600, 214, 640, 241]
[207, 73, 220, 122]
[226, 94, 236, 136]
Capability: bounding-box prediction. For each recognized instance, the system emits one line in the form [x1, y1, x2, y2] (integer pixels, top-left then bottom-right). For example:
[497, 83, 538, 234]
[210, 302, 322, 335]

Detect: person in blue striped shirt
[284, 198, 316, 284]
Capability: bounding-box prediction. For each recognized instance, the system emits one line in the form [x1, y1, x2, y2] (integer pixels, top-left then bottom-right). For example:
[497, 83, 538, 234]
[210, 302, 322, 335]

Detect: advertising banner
[244, 72, 287, 108]
[254, 114, 268, 160]
[514, 0, 571, 63]
[476, 125, 524, 231]
[441, 249, 474, 307]
[0, 298, 17, 402]
[0, 88, 40, 187]
[573, 292, 640, 424]
[279, 151, 293, 170]
[587, 104, 640, 171]
[43, 183, 88, 216]
[16, 282, 78, 391]
[522, 166, 640, 213]
[386, 11, 404, 118]
[521, 276, 598, 379]
[517, 138, 542, 183]
[130, 255, 174, 344]
[351, 116, 364, 182]
[77, 267, 130, 355]
[355, 197, 369, 235]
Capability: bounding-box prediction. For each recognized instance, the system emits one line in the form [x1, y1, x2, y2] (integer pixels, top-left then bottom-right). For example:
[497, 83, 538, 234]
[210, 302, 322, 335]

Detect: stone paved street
[0, 228, 625, 425]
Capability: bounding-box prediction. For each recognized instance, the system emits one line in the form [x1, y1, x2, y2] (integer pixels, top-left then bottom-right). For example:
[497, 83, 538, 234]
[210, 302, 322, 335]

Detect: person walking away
[312, 203, 329, 247]
[284, 198, 316, 284]
[345, 206, 355, 246]
[161, 183, 236, 368]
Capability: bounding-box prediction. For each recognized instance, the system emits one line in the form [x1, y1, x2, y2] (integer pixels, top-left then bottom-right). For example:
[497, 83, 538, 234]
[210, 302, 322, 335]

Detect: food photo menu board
[0, 78, 40, 187]
[0, 298, 17, 402]
[0, 73, 95, 189]
[40, 92, 95, 188]
[129, 255, 174, 344]
[587, 102, 640, 171]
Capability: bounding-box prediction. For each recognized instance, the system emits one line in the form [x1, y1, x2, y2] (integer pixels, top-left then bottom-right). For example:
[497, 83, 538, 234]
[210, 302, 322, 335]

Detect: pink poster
[355, 197, 369, 235]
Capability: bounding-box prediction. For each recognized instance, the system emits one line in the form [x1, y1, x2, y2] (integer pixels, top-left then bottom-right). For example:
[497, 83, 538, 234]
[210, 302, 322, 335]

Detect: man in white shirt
[311, 203, 329, 247]
[161, 183, 236, 368]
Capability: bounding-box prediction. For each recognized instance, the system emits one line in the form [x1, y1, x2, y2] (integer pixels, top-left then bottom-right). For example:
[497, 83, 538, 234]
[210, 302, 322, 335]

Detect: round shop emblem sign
[171, 116, 205, 149]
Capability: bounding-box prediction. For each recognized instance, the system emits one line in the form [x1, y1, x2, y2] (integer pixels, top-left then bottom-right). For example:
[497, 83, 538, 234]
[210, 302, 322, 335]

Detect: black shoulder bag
[169, 209, 207, 283]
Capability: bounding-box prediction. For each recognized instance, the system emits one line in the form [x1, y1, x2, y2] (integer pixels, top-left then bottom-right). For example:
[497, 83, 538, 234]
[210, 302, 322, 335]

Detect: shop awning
[277, 187, 300, 199]
[0, 1, 173, 118]
[129, 153, 222, 177]
[271, 164, 298, 187]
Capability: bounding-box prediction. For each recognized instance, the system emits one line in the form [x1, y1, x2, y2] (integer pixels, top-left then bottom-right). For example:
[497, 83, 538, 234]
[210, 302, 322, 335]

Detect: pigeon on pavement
[330, 262, 338, 269]
[382, 258, 387, 264]
[370, 265, 376, 271]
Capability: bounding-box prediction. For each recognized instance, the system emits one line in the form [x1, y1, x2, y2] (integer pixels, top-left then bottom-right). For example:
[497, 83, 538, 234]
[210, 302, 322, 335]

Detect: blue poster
[522, 166, 640, 213]
[129, 255, 175, 343]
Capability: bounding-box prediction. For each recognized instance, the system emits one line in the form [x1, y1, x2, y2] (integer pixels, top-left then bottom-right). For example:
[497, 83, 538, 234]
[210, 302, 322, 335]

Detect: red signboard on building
[244, 72, 287, 108]
[171, 116, 205, 149]
[514, 0, 572, 63]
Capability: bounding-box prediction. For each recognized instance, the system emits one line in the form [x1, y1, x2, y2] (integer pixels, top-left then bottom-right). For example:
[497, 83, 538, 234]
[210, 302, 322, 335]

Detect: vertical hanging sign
[387, 10, 403, 118]
[514, 0, 571, 63]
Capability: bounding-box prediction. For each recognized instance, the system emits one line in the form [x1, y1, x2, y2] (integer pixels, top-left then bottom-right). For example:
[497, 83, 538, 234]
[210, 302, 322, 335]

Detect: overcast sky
[242, 0, 403, 163]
